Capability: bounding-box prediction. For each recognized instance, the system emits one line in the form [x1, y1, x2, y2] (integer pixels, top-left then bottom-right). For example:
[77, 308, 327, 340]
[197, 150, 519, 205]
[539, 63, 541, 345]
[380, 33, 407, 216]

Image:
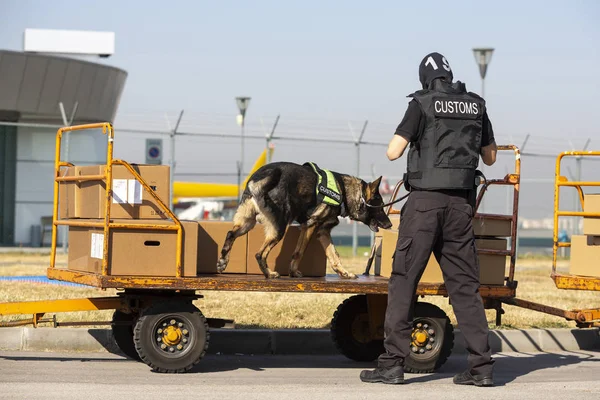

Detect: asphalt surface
[0, 351, 599, 399]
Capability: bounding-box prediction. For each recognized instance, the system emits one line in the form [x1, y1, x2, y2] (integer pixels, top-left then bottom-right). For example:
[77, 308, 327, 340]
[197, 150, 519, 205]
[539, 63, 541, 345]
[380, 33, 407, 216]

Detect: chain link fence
[1, 112, 596, 255]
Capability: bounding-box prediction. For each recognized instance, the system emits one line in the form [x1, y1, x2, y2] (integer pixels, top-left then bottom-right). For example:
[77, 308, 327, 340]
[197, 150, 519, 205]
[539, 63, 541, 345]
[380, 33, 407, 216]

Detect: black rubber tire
[403, 302, 454, 373]
[111, 310, 141, 361]
[331, 296, 453, 373]
[331, 295, 384, 362]
[133, 302, 209, 373]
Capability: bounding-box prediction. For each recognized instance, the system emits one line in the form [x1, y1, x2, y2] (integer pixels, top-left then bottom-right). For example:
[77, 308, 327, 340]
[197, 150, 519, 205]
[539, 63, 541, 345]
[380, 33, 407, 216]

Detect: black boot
[360, 366, 405, 384]
[453, 370, 493, 387]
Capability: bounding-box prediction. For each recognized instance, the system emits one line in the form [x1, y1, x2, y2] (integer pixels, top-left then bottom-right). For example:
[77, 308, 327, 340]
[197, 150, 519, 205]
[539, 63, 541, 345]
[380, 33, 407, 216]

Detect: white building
[0, 49, 127, 246]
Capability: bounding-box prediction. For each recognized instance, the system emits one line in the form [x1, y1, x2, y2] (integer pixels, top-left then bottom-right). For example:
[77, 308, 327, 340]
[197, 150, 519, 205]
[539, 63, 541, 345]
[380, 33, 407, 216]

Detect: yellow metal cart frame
[551, 151, 600, 292]
[0, 123, 599, 374]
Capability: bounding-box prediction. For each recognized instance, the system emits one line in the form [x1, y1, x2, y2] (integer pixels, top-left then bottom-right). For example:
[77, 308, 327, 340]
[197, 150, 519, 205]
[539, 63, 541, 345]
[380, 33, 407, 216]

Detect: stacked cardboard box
[60, 164, 171, 220]
[471, 214, 512, 285]
[375, 213, 509, 285]
[64, 164, 193, 277]
[246, 224, 327, 277]
[570, 194, 600, 278]
[68, 219, 200, 277]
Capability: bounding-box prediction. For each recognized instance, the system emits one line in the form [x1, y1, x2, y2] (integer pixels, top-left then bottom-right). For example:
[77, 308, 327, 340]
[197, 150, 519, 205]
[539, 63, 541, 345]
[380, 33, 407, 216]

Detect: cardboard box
[67, 224, 103, 272]
[58, 166, 76, 219]
[196, 221, 247, 274]
[378, 229, 507, 285]
[473, 215, 512, 237]
[583, 194, 600, 235]
[246, 224, 328, 277]
[476, 238, 509, 285]
[68, 219, 199, 277]
[380, 214, 511, 237]
[379, 229, 443, 282]
[569, 234, 600, 278]
[70, 164, 170, 219]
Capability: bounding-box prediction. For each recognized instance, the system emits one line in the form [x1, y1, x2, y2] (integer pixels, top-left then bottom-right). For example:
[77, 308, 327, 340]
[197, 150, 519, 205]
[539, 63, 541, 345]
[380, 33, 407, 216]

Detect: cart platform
[46, 268, 516, 297]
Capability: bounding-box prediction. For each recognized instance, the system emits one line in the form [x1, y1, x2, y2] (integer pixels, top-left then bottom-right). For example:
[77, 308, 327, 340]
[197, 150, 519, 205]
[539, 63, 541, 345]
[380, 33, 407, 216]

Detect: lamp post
[472, 48, 494, 214]
[235, 96, 251, 202]
[472, 48, 494, 98]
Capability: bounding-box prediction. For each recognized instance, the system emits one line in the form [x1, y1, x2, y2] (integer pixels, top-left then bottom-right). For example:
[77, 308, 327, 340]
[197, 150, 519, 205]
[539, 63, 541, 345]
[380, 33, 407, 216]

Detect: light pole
[235, 96, 251, 202]
[472, 48, 494, 98]
[472, 48, 494, 214]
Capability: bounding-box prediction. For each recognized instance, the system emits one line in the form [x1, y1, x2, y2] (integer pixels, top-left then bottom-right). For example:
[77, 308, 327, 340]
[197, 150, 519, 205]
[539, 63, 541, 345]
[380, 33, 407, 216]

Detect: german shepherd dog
[216, 162, 393, 279]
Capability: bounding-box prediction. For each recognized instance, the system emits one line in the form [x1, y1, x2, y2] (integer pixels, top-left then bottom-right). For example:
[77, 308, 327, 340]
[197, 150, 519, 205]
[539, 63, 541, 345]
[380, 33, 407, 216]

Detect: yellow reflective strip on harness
[323, 169, 341, 206]
[306, 162, 342, 206]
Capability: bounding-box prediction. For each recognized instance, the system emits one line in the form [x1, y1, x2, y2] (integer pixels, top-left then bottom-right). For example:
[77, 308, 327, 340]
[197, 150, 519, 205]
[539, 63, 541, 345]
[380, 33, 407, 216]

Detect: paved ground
[0, 351, 599, 399]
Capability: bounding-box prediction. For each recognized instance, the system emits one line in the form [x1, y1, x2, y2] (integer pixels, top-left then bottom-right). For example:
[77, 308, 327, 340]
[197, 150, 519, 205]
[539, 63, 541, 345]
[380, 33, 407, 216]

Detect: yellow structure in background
[172, 146, 274, 204]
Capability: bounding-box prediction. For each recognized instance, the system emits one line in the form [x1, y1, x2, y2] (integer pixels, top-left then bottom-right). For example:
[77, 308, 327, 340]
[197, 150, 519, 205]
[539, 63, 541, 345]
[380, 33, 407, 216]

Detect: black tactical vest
[405, 80, 485, 190]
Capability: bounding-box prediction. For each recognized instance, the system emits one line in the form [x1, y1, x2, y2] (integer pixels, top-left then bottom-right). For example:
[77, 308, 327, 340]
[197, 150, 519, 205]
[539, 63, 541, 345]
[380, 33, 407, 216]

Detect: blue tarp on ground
[0, 275, 90, 288]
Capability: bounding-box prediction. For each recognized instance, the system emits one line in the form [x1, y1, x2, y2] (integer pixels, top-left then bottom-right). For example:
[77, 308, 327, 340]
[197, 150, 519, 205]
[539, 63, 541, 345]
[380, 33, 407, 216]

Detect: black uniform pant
[377, 189, 494, 376]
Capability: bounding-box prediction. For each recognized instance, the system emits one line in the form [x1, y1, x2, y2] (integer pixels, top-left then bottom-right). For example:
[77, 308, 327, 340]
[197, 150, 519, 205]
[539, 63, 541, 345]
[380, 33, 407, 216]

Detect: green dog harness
[304, 162, 343, 206]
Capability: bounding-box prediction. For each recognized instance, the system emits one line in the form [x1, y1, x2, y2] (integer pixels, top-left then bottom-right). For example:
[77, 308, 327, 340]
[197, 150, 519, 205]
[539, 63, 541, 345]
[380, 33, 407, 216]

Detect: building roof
[0, 50, 127, 123]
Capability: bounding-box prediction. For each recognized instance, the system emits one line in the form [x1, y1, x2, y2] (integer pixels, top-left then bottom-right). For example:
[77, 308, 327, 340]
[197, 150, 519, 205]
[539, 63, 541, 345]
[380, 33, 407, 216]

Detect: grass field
[0, 249, 598, 330]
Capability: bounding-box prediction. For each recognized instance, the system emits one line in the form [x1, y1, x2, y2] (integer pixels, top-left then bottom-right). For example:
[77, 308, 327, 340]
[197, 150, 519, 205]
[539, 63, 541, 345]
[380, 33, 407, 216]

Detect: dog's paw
[340, 271, 358, 279]
[267, 271, 280, 279]
[216, 259, 227, 273]
[289, 270, 303, 278]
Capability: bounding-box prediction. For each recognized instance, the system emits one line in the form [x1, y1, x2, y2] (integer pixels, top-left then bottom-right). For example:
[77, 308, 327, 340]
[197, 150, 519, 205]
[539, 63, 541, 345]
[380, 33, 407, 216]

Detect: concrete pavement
[0, 351, 599, 399]
[1, 327, 598, 355]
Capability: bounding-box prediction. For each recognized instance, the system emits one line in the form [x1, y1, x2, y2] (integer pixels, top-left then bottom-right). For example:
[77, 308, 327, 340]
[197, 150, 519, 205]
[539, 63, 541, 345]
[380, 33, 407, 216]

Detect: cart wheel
[331, 295, 383, 362]
[111, 310, 141, 361]
[331, 297, 454, 373]
[404, 302, 454, 374]
[133, 302, 209, 373]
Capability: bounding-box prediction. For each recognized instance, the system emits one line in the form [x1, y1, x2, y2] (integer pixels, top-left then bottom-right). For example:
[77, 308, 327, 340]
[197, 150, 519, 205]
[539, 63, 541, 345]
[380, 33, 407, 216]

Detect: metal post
[240, 119, 245, 202]
[266, 115, 280, 164]
[472, 48, 494, 214]
[481, 77, 485, 99]
[235, 97, 251, 203]
[58, 101, 78, 253]
[351, 120, 368, 257]
[521, 134, 530, 153]
[170, 110, 184, 211]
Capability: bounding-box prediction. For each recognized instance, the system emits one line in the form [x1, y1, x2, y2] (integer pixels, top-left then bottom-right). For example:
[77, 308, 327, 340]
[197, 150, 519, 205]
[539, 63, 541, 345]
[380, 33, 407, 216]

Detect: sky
[2, 0, 600, 220]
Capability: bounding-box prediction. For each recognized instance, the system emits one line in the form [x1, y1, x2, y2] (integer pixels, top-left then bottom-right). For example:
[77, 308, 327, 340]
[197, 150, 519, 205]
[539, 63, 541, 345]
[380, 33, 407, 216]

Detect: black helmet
[418, 52, 454, 89]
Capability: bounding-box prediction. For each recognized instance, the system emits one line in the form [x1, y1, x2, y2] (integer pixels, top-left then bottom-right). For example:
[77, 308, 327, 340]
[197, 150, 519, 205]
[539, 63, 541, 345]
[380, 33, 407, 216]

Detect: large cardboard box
[476, 238, 509, 285]
[379, 229, 443, 282]
[378, 229, 507, 285]
[69, 164, 170, 219]
[58, 166, 76, 219]
[196, 221, 247, 274]
[246, 225, 328, 277]
[68, 219, 199, 277]
[473, 215, 512, 237]
[569, 234, 600, 278]
[583, 194, 600, 235]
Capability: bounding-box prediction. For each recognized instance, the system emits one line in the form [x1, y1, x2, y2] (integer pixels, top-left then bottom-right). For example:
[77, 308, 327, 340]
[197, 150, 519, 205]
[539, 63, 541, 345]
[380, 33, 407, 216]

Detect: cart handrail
[552, 151, 600, 281]
[50, 123, 184, 278]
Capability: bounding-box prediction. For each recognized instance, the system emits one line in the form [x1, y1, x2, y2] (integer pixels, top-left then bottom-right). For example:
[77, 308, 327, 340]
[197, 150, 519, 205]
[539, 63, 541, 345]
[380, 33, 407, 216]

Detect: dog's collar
[340, 201, 348, 218]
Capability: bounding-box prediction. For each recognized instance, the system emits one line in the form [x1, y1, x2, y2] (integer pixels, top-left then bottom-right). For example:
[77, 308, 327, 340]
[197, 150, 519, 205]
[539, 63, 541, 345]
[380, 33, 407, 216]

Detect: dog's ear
[369, 176, 383, 195]
[365, 176, 383, 201]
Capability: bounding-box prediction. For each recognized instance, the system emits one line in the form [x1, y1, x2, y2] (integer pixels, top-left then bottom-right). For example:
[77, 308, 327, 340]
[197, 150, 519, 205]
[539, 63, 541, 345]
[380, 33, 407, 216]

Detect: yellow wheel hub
[163, 326, 183, 346]
[414, 331, 428, 345]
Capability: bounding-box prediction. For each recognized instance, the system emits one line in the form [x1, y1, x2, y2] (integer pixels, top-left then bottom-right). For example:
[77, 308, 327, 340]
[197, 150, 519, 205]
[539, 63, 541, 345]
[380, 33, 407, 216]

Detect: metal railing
[551, 151, 600, 291]
[50, 123, 184, 278]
